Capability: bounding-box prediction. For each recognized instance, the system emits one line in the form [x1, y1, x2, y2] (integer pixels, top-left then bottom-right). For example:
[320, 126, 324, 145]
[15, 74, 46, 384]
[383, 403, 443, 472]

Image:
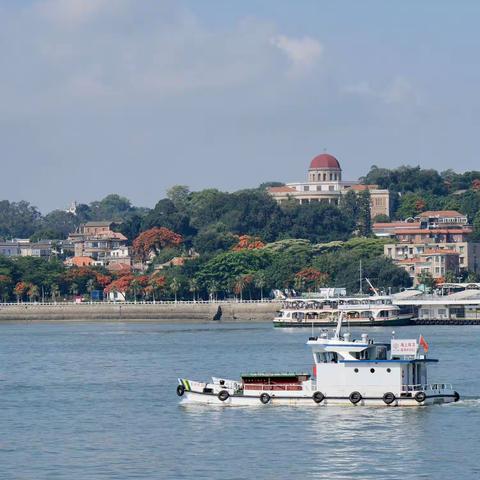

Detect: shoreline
[0, 301, 279, 323]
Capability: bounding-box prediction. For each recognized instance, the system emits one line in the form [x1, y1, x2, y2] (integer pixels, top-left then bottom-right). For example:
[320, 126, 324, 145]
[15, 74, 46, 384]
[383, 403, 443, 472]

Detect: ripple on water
[0, 322, 478, 480]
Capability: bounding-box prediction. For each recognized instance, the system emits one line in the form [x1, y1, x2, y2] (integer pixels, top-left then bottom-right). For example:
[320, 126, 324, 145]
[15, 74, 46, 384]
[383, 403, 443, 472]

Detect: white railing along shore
[0, 299, 281, 307]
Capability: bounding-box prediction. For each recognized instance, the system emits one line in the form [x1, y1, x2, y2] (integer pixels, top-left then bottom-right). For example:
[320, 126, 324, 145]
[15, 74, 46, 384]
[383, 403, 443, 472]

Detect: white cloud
[36, 0, 112, 25]
[270, 35, 323, 75]
[343, 77, 419, 106]
[1, 1, 318, 112]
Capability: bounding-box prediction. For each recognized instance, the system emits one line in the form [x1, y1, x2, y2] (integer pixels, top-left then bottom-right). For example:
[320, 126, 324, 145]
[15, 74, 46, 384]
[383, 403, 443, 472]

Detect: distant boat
[273, 295, 412, 327]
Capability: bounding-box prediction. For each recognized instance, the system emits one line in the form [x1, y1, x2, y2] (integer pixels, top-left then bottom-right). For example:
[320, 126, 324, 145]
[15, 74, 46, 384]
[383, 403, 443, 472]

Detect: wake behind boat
[176, 314, 459, 407]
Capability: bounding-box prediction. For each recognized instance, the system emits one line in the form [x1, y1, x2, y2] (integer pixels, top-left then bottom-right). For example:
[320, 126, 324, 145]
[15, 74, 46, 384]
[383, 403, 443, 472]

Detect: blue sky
[1, 0, 479, 211]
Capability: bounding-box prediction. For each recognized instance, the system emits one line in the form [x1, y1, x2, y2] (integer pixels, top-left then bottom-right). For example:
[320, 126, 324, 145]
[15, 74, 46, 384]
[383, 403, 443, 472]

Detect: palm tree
[28, 284, 39, 303]
[189, 278, 199, 302]
[254, 272, 267, 301]
[50, 283, 60, 303]
[86, 278, 95, 303]
[69, 283, 79, 300]
[170, 278, 180, 303]
[130, 278, 141, 303]
[207, 281, 218, 302]
[294, 275, 305, 293]
[234, 276, 246, 302]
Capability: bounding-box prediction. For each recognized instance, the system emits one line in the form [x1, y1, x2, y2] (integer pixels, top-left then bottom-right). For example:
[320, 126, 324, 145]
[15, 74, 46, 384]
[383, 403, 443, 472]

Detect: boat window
[376, 347, 387, 360]
[316, 352, 338, 363]
[359, 349, 370, 360]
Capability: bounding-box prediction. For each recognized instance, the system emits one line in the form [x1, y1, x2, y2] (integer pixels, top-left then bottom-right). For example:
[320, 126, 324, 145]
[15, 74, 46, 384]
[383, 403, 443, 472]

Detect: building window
[323, 173, 326, 181]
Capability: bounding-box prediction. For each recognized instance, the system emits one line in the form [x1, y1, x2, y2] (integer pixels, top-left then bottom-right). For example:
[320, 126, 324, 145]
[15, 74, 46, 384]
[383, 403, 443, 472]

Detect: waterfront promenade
[0, 300, 280, 322]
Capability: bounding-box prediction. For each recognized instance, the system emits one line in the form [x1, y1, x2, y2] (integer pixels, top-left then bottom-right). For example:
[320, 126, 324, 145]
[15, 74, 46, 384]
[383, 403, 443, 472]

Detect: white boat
[176, 314, 459, 407]
[273, 295, 412, 327]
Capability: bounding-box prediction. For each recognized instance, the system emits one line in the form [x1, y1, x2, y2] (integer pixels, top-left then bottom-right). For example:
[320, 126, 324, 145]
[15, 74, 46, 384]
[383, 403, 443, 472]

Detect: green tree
[189, 278, 199, 302]
[0, 274, 12, 302]
[170, 277, 181, 303]
[197, 250, 273, 294]
[207, 280, 219, 302]
[142, 198, 196, 238]
[28, 284, 39, 302]
[89, 194, 134, 221]
[69, 283, 79, 298]
[50, 283, 60, 303]
[339, 190, 359, 226]
[193, 224, 237, 255]
[417, 271, 436, 291]
[372, 214, 390, 223]
[0, 200, 42, 238]
[357, 190, 372, 237]
[167, 185, 190, 213]
[254, 272, 267, 300]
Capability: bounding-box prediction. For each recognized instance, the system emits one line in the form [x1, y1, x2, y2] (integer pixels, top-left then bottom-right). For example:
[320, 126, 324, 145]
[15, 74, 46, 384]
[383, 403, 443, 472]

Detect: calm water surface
[0, 321, 479, 479]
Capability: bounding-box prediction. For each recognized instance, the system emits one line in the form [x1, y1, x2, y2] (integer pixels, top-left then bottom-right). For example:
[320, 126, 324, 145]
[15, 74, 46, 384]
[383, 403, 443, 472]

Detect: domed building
[268, 152, 390, 218]
[308, 153, 342, 183]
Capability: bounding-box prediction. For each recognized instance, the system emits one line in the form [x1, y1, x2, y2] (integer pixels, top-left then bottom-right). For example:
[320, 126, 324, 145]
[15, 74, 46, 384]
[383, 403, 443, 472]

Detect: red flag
[419, 335, 429, 353]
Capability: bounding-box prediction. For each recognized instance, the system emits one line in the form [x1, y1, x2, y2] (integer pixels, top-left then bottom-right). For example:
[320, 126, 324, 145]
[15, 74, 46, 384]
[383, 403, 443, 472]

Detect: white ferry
[273, 295, 412, 327]
[176, 315, 459, 407]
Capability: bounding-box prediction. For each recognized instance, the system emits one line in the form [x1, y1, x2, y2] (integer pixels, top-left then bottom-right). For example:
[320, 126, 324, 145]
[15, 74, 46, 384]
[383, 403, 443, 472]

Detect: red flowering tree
[129, 275, 150, 301]
[104, 275, 135, 299]
[232, 235, 265, 251]
[132, 227, 183, 261]
[147, 275, 166, 302]
[472, 179, 480, 191]
[63, 266, 111, 294]
[13, 282, 29, 302]
[295, 268, 329, 292]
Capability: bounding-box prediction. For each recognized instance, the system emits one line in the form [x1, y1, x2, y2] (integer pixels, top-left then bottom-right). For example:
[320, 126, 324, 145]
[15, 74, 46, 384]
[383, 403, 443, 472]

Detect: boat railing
[402, 383, 453, 392]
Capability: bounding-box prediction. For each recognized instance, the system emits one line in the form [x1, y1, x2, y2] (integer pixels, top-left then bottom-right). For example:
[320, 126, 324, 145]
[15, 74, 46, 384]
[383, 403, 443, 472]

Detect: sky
[2, 0, 480, 212]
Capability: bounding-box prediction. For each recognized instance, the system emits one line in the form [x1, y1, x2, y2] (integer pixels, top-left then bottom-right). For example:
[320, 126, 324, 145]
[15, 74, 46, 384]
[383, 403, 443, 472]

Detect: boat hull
[273, 317, 412, 328]
[180, 390, 457, 407]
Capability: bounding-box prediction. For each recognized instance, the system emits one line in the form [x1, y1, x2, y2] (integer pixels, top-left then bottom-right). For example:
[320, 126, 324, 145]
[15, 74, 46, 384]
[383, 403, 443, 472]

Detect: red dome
[309, 153, 341, 170]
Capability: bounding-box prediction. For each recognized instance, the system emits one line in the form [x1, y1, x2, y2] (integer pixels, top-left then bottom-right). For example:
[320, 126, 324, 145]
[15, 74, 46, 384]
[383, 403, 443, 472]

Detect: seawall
[0, 302, 280, 323]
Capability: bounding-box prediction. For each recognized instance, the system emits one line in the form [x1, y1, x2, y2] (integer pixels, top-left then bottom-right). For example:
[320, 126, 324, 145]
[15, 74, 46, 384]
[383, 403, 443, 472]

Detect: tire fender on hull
[260, 393, 271, 405]
[176, 384, 185, 397]
[218, 390, 230, 402]
[312, 391, 325, 404]
[414, 391, 426, 403]
[383, 392, 396, 405]
[349, 391, 362, 405]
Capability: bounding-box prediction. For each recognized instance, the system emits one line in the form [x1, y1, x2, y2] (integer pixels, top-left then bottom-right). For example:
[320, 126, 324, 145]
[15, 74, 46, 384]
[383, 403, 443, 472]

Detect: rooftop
[419, 210, 465, 218]
[268, 186, 297, 193]
[84, 221, 114, 227]
[309, 153, 341, 170]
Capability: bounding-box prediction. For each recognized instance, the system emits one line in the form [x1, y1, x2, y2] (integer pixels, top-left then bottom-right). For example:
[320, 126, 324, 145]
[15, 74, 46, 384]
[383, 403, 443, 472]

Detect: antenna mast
[359, 260, 363, 294]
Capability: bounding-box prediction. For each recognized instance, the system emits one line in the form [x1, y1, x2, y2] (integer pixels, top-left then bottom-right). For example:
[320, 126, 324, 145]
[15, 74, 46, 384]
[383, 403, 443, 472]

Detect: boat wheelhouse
[177, 315, 459, 407]
[273, 295, 411, 327]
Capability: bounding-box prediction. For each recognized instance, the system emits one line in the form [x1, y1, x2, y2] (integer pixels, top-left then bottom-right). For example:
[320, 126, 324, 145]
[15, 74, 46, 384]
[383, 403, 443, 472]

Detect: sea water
[0, 321, 479, 479]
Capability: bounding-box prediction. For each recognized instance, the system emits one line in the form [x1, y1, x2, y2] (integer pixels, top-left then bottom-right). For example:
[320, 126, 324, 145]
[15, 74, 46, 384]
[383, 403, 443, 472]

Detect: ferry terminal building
[267, 153, 390, 219]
